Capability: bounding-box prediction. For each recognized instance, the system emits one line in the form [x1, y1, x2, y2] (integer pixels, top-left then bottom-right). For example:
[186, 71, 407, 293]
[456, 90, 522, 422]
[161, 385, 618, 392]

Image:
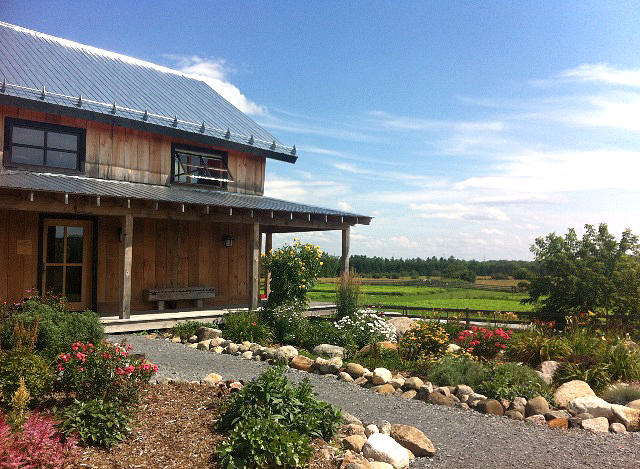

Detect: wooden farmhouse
[0, 22, 370, 328]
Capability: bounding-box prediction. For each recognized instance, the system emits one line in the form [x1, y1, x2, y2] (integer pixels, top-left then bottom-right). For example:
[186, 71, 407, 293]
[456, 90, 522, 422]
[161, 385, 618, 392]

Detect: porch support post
[264, 231, 272, 297]
[341, 227, 350, 275]
[249, 222, 260, 310]
[119, 214, 133, 319]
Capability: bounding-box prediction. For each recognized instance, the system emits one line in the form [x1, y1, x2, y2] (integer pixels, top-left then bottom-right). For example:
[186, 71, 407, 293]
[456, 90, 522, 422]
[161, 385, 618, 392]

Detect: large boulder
[290, 355, 314, 373]
[372, 368, 393, 385]
[346, 362, 368, 379]
[525, 396, 550, 417]
[274, 345, 298, 362]
[476, 399, 505, 416]
[581, 416, 610, 433]
[553, 380, 596, 408]
[568, 396, 614, 419]
[628, 399, 640, 410]
[362, 433, 410, 469]
[314, 357, 343, 374]
[196, 326, 221, 341]
[536, 360, 560, 385]
[342, 435, 366, 453]
[390, 424, 436, 457]
[385, 317, 417, 338]
[403, 377, 424, 390]
[611, 404, 640, 431]
[313, 343, 345, 358]
[428, 392, 456, 407]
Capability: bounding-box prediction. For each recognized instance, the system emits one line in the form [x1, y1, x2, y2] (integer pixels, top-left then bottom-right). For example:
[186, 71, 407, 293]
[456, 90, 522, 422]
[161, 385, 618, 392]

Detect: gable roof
[0, 22, 296, 162]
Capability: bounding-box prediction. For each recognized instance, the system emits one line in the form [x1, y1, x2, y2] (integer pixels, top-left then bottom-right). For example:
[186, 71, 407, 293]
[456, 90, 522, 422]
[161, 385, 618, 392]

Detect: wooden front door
[42, 219, 93, 311]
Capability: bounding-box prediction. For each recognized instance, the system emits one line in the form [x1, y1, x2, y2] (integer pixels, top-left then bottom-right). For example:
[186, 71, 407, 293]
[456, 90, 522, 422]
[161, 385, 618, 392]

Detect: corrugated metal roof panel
[0, 170, 370, 221]
[0, 22, 295, 160]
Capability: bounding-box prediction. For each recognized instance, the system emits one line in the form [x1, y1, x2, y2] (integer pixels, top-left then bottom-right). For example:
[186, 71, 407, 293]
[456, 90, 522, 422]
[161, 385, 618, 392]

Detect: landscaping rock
[339, 371, 354, 383]
[171, 336, 182, 343]
[240, 351, 253, 359]
[375, 384, 397, 395]
[610, 404, 640, 431]
[201, 372, 222, 385]
[197, 339, 211, 350]
[581, 416, 610, 433]
[536, 360, 560, 385]
[341, 450, 372, 469]
[210, 346, 224, 354]
[499, 399, 511, 411]
[467, 393, 488, 408]
[525, 415, 546, 425]
[342, 435, 366, 453]
[290, 355, 314, 372]
[370, 463, 394, 469]
[261, 347, 276, 359]
[610, 422, 627, 434]
[428, 392, 455, 407]
[354, 377, 369, 386]
[389, 378, 405, 389]
[525, 396, 550, 417]
[274, 345, 298, 362]
[476, 399, 504, 416]
[434, 386, 451, 397]
[505, 410, 524, 421]
[401, 390, 417, 399]
[188, 335, 198, 343]
[365, 424, 379, 437]
[225, 343, 239, 354]
[553, 380, 596, 408]
[547, 418, 569, 430]
[186, 343, 198, 349]
[454, 384, 474, 398]
[372, 368, 393, 385]
[346, 363, 367, 378]
[379, 420, 391, 435]
[313, 343, 345, 358]
[362, 433, 410, 469]
[209, 337, 225, 347]
[385, 317, 417, 337]
[342, 412, 362, 426]
[568, 396, 614, 419]
[627, 399, 640, 410]
[342, 424, 366, 437]
[196, 326, 221, 341]
[568, 417, 584, 429]
[545, 410, 572, 421]
[390, 424, 436, 457]
[403, 377, 424, 390]
[314, 356, 343, 374]
[456, 402, 470, 410]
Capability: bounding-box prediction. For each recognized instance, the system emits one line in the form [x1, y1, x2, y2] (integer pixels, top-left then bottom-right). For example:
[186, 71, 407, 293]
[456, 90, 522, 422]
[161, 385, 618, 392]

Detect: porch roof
[0, 170, 371, 224]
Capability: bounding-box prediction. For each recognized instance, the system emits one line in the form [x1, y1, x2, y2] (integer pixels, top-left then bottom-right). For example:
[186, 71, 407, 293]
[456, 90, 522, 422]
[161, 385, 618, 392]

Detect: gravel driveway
[114, 334, 640, 469]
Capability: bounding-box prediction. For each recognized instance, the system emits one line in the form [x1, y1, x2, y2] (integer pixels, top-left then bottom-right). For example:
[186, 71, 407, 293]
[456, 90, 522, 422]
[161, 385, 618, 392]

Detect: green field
[308, 283, 535, 312]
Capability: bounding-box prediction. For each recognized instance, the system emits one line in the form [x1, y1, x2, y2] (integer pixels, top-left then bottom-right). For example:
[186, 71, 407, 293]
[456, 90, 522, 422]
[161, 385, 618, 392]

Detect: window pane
[12, 126, 44, 146]
[47, 132, 78, 151]
[11, 145, 44, 165]
[45, 266, 64, 296]
[65, 266, 82, 302]
[66, 227, 84, 263]
[46, 150, 78, 169]
[46, 226, 65, 263]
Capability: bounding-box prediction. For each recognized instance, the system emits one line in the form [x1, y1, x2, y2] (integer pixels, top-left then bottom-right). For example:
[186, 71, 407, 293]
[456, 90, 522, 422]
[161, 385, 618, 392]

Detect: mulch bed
[70, 383, 340, 469]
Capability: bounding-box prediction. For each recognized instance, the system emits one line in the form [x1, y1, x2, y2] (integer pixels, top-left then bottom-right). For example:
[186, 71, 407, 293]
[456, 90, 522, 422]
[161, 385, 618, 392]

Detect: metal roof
[0, 170, 370, 221]
[0, 22, 296, 162]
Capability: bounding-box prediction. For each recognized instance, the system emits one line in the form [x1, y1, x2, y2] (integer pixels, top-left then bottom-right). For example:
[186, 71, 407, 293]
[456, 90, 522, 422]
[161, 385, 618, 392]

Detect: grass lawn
[308, 282, 535, 312]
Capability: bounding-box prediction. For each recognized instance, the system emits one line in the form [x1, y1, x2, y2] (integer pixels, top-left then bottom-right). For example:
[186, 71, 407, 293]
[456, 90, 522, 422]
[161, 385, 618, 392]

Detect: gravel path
[115, 334, 640, 468]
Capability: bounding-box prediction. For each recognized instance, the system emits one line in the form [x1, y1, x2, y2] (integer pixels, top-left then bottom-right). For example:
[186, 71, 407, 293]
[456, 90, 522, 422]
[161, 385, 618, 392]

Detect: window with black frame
[172, 145, 232, 189]
[4, 118, 85, 172]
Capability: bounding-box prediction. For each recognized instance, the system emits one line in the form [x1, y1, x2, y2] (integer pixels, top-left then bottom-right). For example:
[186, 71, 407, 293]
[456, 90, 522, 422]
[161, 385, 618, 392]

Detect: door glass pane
[65, 266, 82, 302]
[12, 126, 44, 146]
[47, 132, 77, 151]
[11, 145, 44, 165]
[47, 150, 77, 169]
[66, 226, 84, 262]
[45, 266, 64, 295]
[46, 226, 65, 263]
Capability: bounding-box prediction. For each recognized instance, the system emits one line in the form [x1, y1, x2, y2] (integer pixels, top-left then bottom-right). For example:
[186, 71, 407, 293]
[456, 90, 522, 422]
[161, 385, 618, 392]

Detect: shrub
[455, 325, 512, 359]
[215, 417, 313, 469]
[600, 384, 640, 405]
[58, 398, 131, 448]
[297, 320, 355, 352]
[426, 355, 489, 389]
[261, 303, 307, 344]
[170, 320, 214, 341]
[398, 321, 449, 362]
[0, 411, 78, 468]
[479, 363, 551, 400]
[353, 346, 405, 372]
[54, 340, 157, 406]
[553, 358, 611, 393]
[0, 293, 103, 359]
[0, 348, 53, 407]
[334, 309, 396, 349]
[504, 324, 570, 367]
[222, 310, 273, 344]
[606, 338, 640, 382]
[262, 240, 323, 311]
[336, 271, 361, 319]
[219, 366, 341, 442]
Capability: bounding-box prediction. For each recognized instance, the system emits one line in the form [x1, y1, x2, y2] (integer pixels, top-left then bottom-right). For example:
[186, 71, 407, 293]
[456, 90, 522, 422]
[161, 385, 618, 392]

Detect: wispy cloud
[264, 175, 350, 205]
[333, 162, 446, 187]
[409, 203, 509, 221]
[368, 110, 505, 132]
[560, 63, 640, 87]
[167, 55, 267, 115]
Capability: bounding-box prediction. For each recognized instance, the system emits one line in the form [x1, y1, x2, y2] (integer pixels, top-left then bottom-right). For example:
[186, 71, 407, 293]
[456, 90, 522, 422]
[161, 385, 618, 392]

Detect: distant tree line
[317, 253, 536, 282]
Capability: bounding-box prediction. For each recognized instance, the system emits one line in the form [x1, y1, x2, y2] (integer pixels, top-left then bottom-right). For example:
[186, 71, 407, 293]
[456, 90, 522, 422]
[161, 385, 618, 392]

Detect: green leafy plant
[455, 325, 512, 359]
[504, 323, 570, 367]
[54, 340, 157, 406]
[58, 398, 131, 448]
[336, 271, 361, 320]
[600, 384, 640, 406]
[297, 319, 355, 352]
[426, 355, 489, 389]
[219, 366, 341, 441]
[0, 293, 104, 360]
[334, 309, 396, 349]
[222, 310, 273, 344]
[353, 347, 405, 372]
[170, 320, 214, 341]
[553, 358, 611, 393]
[606, 338, 640, 382]
[215, 417, 313, 469]
[479, 362, 551, 400]
[398, 320, 449, 362]
[0, 348, 53, 407]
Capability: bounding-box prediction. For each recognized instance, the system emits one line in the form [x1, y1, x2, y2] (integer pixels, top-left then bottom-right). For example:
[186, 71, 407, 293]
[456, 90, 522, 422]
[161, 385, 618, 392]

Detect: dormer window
[171, 144, 232, 189]
[4, 118, 85, 172]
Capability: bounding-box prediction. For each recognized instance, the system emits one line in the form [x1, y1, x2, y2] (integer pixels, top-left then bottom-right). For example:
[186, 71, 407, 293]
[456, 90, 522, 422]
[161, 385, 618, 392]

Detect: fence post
[465, 308, 470, 327]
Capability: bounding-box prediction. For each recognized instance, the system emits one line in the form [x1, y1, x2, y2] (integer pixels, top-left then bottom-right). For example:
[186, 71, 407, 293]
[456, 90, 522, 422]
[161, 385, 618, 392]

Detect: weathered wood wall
[0, 209, 39, 304]
[0, 105, 266, 194]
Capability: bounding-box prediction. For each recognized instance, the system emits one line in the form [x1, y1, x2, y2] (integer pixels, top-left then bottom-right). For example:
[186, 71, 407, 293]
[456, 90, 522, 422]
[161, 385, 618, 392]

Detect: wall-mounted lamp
[223, 234, 233, 247]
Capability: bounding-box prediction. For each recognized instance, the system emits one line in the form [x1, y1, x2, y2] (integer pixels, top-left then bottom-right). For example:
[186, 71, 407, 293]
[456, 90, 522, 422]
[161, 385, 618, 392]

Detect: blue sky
[3, 1, 640, 260]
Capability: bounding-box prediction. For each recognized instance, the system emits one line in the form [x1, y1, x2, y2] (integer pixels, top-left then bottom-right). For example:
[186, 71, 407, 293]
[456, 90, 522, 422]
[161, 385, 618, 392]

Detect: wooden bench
[144, 287, 216, 310]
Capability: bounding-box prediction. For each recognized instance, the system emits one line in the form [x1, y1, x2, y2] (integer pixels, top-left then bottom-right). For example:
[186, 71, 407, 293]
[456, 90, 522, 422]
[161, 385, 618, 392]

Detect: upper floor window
[3, 118, 85, 172]
[171, 144, 232, 189]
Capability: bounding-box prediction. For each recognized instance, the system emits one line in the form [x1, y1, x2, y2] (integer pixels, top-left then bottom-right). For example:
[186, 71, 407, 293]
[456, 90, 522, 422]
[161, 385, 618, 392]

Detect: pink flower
[75, 352, 86, 363]
[115, 367, 125, 375]
[125, 365, 135, 374]
[57, 364, 64, 372]
[152, 364, 158, 372]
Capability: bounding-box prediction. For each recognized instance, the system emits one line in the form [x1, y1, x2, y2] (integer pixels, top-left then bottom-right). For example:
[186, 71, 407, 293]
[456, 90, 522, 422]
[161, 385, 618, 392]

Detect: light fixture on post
[223, 234, 233, 247]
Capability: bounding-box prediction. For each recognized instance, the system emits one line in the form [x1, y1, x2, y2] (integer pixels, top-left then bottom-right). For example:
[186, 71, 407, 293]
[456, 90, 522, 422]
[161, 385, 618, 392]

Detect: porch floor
[101, 309, 230, 333]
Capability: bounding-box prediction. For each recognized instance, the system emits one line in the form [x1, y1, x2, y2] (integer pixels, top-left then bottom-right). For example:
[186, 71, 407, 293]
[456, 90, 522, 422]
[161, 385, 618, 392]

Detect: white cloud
[337, 201, 353, 211]
[368, 110, 504, 132]
[388, 236, 419, 248]
[169, 56, 267, 115]
[481, 228, 505, 236]
[409, 203, 509, 221]
[264, 175, 350, 203]
[560, 63, 640, 87]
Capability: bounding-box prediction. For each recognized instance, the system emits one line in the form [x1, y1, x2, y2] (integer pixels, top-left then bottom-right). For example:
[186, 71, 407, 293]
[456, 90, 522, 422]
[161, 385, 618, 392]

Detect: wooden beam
[264, 231, 272, 297]
[248, 222, 260, 310]
[119, 214, 133, 319]
[341, 227, 350, 275]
